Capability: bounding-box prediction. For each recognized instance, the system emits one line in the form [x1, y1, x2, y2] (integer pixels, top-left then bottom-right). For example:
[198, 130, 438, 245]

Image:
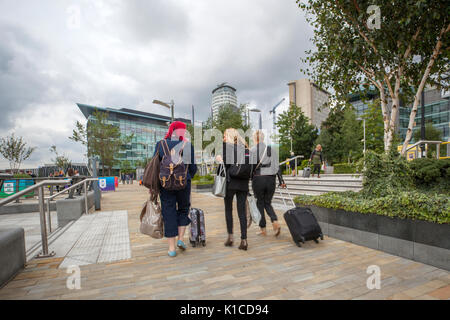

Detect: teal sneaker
[168, 250, 177, 257]
[177, 240, 187, 251]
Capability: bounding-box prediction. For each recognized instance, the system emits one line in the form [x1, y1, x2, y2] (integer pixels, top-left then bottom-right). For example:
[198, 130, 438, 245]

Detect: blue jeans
[160, 181, 191, 238]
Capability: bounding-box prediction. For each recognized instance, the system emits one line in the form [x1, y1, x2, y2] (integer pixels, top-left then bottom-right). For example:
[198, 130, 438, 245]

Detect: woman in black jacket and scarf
[215, 128, 251, 251]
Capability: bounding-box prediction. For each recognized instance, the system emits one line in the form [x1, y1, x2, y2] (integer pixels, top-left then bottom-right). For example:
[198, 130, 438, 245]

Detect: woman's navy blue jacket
[153, 138, 197, 180]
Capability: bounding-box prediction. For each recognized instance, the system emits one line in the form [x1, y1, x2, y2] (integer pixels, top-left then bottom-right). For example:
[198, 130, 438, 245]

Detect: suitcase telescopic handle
[278, 185, 295, 208]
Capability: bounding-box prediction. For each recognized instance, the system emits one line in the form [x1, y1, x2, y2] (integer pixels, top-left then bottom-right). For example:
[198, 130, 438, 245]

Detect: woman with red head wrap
[153, 121, 196, 257]
[164, 121, 186, 141]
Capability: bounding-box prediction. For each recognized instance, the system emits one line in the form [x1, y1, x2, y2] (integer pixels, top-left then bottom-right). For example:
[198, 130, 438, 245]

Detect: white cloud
[0, 0, 314, 168]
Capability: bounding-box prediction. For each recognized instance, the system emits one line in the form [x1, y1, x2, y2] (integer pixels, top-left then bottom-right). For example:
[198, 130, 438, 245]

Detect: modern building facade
[211, 83, 238, 119]
[399, 87, 450, 143]
[77, 104, 191, 169]
[288, 79, 330, 129]
[349, 87, 450, 143]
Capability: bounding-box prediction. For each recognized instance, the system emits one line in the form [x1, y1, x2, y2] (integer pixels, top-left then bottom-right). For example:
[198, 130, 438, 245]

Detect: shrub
[408, 158, 450, 194]
[13, 174, 32, 179]
[192, 174, 214, 185]
[333, 163, 356, 174]
[294, 191, 450, 224]
[360, 150, 413, 198]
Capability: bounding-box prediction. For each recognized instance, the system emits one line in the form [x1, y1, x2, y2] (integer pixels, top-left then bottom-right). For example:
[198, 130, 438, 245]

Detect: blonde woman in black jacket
[215, 128, 251, 251]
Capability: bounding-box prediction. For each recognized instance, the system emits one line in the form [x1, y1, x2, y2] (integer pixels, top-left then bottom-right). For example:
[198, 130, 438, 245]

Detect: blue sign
[98, 177, 116, 192]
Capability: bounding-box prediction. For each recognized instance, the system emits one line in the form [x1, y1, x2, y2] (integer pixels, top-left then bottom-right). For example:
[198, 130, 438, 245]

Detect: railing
[0, 177, 70, 203]
[0, 177, 98, 259]
[404, 140, 443, 159]
[280, 155, 304, 175]
[0, 180, 72, 258]
[44, 178, 98, 234]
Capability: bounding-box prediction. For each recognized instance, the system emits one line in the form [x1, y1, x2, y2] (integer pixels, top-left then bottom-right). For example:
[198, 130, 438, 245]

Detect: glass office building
[77, 104, 191, 169]
[349, 87, 450, 143]
[399, 88, 450, 143]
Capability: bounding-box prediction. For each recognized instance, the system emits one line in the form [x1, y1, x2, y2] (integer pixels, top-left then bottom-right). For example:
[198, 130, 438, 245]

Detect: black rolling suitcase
[189, 208, 206, 247]
[279, 187, 323, 247]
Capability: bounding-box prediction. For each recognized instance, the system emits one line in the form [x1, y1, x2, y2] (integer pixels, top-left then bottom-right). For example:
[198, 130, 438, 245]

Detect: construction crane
[269, 98, 285, 132]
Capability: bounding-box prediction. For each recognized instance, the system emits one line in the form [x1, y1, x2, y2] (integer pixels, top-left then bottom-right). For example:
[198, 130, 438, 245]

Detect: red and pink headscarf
[164, 121, 187, 141]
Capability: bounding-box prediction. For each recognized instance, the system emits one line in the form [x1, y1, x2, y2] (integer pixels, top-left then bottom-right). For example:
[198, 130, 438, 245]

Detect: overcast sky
[0, 0, 314, 168]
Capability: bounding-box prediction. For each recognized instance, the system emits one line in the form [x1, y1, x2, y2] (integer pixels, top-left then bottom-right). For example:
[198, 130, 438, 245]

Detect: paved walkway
[0, 184, 449, 300]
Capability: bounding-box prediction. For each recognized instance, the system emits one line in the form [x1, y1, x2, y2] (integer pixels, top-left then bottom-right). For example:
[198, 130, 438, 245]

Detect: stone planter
[300, 204, 450, 271]
[191, 183, 213, 192]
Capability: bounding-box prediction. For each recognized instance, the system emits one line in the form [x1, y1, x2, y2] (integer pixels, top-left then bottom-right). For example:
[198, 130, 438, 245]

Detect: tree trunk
[401, 38, 446, 155]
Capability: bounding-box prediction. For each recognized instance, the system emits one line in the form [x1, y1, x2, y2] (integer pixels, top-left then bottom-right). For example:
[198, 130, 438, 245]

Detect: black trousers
[313, 164, 321, 175]
[224, 188, 248, 240]
[252, 175, 278, 228]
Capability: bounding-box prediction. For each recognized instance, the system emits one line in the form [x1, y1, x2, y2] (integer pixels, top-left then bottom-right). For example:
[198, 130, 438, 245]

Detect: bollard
[84, 180, 89, 215]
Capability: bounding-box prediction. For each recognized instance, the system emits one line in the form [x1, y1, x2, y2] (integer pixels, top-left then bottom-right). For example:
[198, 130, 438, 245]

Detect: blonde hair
[316, 144, 322, 151]
[253, 130, 264, 144]
[224, 128, 248, 148]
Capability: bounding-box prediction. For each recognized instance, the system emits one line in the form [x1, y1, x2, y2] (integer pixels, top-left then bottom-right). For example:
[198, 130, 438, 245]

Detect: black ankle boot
[238, 239, 248, 251]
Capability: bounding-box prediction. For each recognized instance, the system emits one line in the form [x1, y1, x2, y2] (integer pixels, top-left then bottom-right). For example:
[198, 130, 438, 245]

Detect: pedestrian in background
[309, 145, 324, 178]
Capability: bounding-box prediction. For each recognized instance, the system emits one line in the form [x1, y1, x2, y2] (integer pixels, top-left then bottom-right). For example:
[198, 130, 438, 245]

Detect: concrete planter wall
[56, 191, 95, 227]
[191, 183, 213, 192]
[302, 204, 450, 271]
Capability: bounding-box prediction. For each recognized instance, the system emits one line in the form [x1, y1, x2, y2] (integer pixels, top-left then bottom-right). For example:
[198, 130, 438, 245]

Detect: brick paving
[0, 184, 449, 300]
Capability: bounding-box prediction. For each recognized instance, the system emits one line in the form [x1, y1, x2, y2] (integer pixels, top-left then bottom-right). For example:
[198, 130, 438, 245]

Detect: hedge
[192, 174, 214, 185]
[333, 163, 357, 174]
[294, 191, 450, 224]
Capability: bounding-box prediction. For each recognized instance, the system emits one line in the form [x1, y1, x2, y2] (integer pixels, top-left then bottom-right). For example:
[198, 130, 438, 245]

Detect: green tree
[298, 0, 449, 154]
[70, 109, 133, 176]
[276, 104, 318, 161]
[0, 134, 36, 174]
[49, 145, 72, 171]
[341, 108, 363, 163]
[213, 103, 249, 133]
[362, 99, 385, 154]
[316, 107, 363, 164]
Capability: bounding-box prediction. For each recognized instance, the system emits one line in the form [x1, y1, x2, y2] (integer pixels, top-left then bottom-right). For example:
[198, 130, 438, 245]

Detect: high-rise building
[211, 83, 238, 119]
[287, 79, 330, 129]
[77, 103, 191, 169]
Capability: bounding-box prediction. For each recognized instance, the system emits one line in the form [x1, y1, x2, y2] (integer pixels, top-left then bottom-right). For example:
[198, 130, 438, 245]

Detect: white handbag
[247, 194, 261, 225]
[212, 164, 226, 198]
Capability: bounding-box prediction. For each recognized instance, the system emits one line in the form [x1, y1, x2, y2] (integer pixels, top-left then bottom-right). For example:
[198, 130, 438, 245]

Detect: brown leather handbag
[143, 149, 161, 204]
[140, 199, 164, 239]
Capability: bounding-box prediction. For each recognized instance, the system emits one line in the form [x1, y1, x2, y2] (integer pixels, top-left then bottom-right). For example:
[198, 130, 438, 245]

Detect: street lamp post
[153, 99, 174, 122]
[248, 108, 261, 129]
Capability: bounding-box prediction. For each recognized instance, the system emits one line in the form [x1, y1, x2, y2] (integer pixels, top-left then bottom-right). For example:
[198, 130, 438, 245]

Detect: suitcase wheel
[300, 236, 306, 243]
[202, 241, 206, 247]
[190, 241, 196, 247]
[314, 238, 319, 244]
[320, 234, 324, 240]
[295, 240, 302, 247]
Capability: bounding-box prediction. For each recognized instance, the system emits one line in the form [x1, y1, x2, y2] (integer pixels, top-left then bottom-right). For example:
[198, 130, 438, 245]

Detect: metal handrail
[280, 155, 304, 175]
[46, 178, 96, 201]
[405, 140, 443, 159]
[0, 180, 70, 207]
[44, 178, 98, 233]
[0, 179, 71, 259]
